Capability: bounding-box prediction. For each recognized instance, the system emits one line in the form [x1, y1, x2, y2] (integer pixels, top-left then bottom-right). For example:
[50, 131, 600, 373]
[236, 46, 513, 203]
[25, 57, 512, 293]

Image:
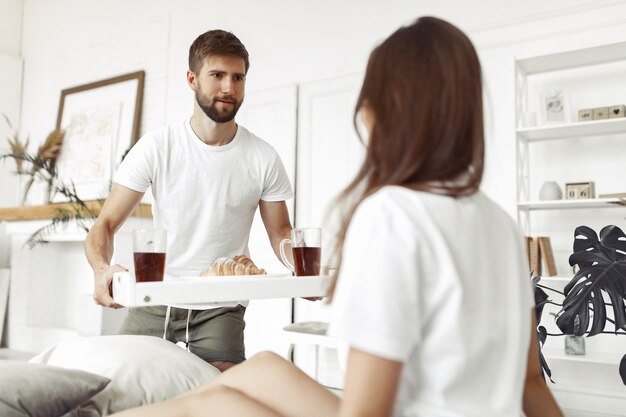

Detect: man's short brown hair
[188, 30, 250, 74]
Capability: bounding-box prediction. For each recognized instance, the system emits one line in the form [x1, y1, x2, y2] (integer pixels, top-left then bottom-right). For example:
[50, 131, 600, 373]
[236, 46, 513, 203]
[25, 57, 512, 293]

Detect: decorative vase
[539, 181, 563, 201]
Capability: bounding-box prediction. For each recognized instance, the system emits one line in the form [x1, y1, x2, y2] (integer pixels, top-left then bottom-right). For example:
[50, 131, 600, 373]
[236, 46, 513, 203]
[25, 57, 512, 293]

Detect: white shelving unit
[515, 40, 626, 235]
[515, 42, 626, 411]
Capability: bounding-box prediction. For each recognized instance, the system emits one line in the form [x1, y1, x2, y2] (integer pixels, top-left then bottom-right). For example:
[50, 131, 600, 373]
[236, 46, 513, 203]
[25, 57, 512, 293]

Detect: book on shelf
[598, 192, 626, 198]
[537, 236, 557, 276]
[524, 236, 557, 276]
[524, 236, 541, 276]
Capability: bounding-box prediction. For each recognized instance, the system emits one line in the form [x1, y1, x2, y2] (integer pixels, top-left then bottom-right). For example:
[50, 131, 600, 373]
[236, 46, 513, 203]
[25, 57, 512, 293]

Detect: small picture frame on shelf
[565, 181, 595, 200]
[540, 90, 570, 125]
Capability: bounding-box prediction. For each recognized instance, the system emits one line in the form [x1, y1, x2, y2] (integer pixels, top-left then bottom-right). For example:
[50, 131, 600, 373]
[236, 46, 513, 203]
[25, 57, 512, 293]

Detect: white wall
[0, 0, 22, 56]
[8, 0, 622, 212]
[0, 0, 23, 266]
[0, 0, 24, 206]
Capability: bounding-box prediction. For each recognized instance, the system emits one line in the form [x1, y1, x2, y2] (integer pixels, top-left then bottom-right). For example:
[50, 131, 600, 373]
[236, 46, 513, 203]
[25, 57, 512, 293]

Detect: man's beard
[196, 90, 243, 123]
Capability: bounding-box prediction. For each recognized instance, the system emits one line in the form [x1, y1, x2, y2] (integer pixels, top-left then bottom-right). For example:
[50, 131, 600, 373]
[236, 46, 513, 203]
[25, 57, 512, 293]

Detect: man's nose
[221, 78, 235, 94]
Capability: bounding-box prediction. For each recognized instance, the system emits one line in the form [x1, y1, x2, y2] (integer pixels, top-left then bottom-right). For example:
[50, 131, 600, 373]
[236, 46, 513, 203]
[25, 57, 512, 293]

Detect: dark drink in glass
[133, 229, 167, 283]
[293, 246, 321, 276]
[133, 252, 166, 282]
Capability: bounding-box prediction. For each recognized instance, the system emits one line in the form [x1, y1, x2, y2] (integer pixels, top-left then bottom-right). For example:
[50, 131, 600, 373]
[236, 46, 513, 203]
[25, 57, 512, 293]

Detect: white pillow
[30, 335, 220, 415]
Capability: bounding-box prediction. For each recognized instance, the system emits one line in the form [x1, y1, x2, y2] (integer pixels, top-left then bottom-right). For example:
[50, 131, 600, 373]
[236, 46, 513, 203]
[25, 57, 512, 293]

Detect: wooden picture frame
[54, 71, 145, 200]
[565, 181, 596, 200]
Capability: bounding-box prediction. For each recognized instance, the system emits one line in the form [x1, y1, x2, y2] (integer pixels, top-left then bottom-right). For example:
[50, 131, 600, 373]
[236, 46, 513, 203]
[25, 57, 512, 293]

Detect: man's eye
[234, 75, 245, 81]
[210, 73, 222, 78]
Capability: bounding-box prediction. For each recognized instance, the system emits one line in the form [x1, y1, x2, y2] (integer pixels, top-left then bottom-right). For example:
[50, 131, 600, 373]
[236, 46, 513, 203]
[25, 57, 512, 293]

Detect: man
[85, 30, 294, 372]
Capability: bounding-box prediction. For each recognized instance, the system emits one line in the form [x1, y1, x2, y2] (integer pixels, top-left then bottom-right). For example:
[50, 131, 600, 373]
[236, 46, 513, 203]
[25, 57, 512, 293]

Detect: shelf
[542, 347, 624, 366]
[537, 276, 573, 283]
[517, 118, 626, 142]
[0, 201, 152, 221]
[112, 272, 332, 307]
[516, 41, 626, 74]
[518, 198, 626, 210]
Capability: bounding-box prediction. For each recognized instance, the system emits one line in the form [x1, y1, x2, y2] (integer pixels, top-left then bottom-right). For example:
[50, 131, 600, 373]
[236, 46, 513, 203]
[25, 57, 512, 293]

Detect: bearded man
[85, 30, 294, 372]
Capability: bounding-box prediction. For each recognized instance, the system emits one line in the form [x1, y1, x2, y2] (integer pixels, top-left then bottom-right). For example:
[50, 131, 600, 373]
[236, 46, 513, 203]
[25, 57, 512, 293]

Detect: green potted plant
[534, 225, 626, 385]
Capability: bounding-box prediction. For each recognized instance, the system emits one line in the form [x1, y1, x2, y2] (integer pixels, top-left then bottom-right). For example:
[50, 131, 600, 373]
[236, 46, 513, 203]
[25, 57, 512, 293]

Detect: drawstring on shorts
[162, 306, 191, 352]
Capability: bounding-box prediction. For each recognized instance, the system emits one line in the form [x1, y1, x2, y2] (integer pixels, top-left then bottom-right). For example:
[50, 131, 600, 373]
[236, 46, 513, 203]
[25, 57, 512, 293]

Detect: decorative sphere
[539, 181, 563, 201]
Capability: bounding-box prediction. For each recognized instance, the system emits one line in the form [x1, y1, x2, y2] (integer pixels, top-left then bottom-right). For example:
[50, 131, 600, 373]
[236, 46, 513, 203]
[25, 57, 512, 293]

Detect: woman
[114, 16, 563, 417]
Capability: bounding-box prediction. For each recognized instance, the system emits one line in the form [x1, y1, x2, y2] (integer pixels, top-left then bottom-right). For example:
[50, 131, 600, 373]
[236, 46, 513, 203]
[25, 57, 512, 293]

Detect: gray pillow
[0, 361, 111, 417]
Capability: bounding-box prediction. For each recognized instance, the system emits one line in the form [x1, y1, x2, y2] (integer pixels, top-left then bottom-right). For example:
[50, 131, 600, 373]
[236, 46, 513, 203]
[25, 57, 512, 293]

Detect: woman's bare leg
[112, 351, 340, 417]
[114, 385, 285, 417]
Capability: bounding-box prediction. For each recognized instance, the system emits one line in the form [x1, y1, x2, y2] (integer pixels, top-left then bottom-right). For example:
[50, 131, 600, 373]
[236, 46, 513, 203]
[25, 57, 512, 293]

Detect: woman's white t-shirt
[329, 186, 533, 417]
[114, 119, 293, 308]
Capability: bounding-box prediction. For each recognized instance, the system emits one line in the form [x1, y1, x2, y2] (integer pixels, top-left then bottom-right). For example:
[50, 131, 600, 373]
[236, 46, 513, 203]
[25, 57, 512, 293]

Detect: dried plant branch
[24, 206, 96, 248]
[37, 129, 64, 161]
[26, 129, 65, 204]
[1, 116, 102, 247]
[2, 113, 29, 171]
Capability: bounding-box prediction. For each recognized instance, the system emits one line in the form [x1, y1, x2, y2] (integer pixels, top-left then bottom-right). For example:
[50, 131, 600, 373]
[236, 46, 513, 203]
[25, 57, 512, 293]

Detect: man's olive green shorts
[118, 305, 246, 364]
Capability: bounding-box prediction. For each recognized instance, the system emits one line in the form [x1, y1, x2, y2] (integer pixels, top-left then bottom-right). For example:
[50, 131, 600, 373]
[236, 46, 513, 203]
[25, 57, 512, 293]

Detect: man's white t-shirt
[114, 119, 293, 308]
[328, 186, 533, 417]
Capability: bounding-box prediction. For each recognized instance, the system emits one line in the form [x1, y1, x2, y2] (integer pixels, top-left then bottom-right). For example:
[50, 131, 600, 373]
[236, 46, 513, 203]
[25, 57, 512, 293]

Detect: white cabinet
[514, 42, 626, 414]
[3, 217, 151, 353]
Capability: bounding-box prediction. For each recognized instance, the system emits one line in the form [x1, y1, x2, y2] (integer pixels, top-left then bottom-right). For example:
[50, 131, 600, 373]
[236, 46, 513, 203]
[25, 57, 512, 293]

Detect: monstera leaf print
[556, 225, 626, 337]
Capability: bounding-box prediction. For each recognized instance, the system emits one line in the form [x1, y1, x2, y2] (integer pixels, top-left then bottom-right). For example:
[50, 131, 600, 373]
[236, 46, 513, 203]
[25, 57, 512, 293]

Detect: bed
[0, 274, 331, 416]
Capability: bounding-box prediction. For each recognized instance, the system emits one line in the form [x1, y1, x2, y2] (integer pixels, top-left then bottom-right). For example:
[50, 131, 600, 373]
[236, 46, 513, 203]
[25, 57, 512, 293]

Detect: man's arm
[258, 200, 292, 264]
[522, 313, 564, 417]
[85, 184, 145, 308]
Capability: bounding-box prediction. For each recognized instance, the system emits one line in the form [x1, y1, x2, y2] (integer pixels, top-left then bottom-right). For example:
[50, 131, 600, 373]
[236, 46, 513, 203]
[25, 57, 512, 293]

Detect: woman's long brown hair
[327, 16, 485, 300]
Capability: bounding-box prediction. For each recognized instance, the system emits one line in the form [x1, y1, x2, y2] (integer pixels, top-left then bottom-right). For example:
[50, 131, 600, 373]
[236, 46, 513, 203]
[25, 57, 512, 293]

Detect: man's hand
[85, 184, 144, 309]
[93, 264, 127, 309]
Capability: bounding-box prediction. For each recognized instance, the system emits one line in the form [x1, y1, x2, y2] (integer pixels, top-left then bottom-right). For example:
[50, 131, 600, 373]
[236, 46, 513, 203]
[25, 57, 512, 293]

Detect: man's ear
[187, 69, 197, 90]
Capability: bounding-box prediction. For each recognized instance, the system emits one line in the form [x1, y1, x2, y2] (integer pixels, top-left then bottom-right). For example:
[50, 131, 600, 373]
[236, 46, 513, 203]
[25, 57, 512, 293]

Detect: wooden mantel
[0, 201, 152, 221]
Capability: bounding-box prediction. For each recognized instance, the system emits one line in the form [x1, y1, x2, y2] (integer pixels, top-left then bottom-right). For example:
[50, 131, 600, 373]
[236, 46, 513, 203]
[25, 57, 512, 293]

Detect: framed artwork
[540, 89, 569, 125]
[55, 71, 145, 200]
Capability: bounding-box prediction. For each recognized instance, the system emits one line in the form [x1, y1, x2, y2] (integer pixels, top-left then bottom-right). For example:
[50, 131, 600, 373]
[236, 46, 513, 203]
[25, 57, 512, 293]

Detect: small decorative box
[565, 181, 595, 200]
[593, 107, 609, 120]
[608, 104, 626, 119]
[577, 108, 593, 122]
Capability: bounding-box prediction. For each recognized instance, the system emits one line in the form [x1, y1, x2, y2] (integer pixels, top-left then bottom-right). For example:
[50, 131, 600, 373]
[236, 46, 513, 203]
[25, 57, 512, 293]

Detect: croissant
[200, 256, 266, 276]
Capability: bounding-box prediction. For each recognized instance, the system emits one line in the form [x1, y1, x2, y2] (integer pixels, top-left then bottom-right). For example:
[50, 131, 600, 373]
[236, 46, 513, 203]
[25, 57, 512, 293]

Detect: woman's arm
[523, 313, 564, 417]
[339, 348, 403, 417]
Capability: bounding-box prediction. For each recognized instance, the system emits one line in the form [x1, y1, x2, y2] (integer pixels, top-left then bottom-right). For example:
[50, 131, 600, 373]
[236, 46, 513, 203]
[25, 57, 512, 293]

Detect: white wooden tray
[112, 272, 332, 307]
